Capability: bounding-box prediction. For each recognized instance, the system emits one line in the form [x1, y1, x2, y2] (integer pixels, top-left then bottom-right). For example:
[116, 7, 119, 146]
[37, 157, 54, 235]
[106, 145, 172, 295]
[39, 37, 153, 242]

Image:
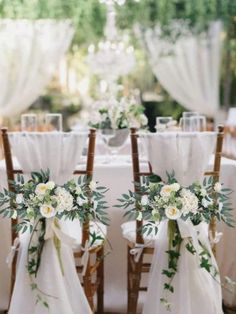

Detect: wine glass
[45, 114, 62, 132]
[21, 114, 37, 132]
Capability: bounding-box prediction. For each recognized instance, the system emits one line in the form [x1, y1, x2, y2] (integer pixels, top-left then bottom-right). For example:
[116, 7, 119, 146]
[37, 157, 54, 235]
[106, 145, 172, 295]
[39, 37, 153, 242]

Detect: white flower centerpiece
[0, 170, 109, 307]
[117, 172, 234, 309]
[89, 96, 148, 152]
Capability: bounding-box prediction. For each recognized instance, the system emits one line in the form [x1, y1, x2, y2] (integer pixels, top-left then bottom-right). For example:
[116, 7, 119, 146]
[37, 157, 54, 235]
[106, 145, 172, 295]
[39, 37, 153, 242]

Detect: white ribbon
[81, 240, 91, 276]
[130, 241, 152, 263]
[6, 237, 20, 268]
[177, 219, 202, 255]
[44, 218, 79, 249]
[209, 231, 223, 245]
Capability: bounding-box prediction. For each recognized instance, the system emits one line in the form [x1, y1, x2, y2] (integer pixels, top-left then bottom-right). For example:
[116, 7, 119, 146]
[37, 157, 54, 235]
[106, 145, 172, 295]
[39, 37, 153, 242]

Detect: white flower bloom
[170, 183, 180, 192]
[200, 188, 207, 197]
[165, 206, 181, 220]
[46, 181, 55, 190]
[40, 204, 56, 218]
[35, 183, 48, 195]
[89, 181, 97, 191]
[90, 111, 102, 125]
[214, 182, 222, 193]
[12, 210, 17, 219]
[160, 185, 173, 198]
[137, 211, 143, 221]
[141, 195, 149, 206]
[76, 186, 82, 195]
[140, 114, 148, 126]
[16, 193, 24, 204]
[55, 187, 73, 212]
[77, 195, 88, 206]
[202, 197, 213, 208]
[180, 189, 199, 214]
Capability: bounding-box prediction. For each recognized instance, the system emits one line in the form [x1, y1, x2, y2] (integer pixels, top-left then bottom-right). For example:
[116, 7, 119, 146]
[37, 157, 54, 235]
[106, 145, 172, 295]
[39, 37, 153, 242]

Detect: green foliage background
[0, 0, 236, 125]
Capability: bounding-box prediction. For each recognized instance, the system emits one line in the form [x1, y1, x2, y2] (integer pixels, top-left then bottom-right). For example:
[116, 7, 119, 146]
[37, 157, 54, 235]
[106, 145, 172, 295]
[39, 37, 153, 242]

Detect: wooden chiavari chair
[1, 127, 104, 314]
[125, 125, 224, 314]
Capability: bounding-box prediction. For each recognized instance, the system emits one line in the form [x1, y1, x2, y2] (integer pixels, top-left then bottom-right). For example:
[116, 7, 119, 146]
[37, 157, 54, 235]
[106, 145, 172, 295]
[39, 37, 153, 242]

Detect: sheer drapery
[142, 132, 223, 314]
[8, 132, 92, 314]
[0, 19, 74, 118]
[143, 21, 222, 117]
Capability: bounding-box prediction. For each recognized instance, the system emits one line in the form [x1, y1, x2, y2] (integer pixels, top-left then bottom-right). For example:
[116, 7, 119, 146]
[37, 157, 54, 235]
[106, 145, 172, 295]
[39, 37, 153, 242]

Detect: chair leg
[97, 247, 104, 314]
[127, 246, 132, 311]
[83, 257, 95, 313]
[128, 250, 143, 314]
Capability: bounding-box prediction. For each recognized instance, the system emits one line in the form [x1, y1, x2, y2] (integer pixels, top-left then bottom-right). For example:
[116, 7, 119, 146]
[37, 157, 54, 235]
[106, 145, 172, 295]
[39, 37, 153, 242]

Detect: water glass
[21, 114, 37, 132]
[45, 114, 62, 132]
[179, 117, 198, 132]
[182, 111, 199, 118]
[196, 115, 207, 131]
[155, 117, 173, 131]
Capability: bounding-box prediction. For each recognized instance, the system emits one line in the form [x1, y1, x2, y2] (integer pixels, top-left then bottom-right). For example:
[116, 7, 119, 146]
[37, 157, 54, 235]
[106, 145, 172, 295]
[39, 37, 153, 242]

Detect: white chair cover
[142, 132, 223, 314]
[8, 132, 92, 314]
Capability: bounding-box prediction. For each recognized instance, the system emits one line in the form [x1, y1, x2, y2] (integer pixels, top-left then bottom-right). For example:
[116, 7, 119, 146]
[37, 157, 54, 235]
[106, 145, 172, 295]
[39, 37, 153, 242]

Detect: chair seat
[121, 221, 159, 247]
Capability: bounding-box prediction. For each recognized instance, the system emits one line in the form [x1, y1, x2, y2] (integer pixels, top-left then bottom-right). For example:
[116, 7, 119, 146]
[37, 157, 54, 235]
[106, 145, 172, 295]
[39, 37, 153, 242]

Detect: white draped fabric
[144, 21, 222, 117]
[142, 132, 223, 314]
[223, 108, 236, 157]
[0, 19, 74, 118]
[8, 132, 92, 314]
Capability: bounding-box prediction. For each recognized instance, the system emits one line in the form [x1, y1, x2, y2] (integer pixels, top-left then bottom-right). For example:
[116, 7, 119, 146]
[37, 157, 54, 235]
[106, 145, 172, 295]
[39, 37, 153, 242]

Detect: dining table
[0, 154, 236, 312]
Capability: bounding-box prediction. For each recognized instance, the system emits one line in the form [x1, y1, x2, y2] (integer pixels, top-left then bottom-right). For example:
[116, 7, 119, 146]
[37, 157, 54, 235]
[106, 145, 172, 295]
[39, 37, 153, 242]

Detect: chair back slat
[205, 125, 224, 255]
[130, 128, 151, 244]
[82, 129, 96, 247]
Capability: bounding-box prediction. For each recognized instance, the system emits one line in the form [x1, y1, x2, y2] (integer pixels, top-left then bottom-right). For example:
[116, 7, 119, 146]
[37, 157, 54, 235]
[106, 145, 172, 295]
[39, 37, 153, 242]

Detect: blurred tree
[0, 0, 235, 118]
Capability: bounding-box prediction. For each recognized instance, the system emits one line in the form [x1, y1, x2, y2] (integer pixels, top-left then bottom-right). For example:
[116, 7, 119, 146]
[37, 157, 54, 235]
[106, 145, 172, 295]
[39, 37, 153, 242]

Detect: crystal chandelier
[87, 1, 136, 84]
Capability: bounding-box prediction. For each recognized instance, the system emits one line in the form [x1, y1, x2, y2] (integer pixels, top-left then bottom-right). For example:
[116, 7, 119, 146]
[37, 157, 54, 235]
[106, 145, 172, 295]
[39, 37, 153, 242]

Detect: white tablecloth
[0, 156, 236, 312]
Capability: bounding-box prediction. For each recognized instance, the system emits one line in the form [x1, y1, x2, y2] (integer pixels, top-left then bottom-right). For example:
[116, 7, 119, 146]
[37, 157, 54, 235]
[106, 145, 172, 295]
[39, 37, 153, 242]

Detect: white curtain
[144, 21, 222, 118]
[0, 19, 74, 118]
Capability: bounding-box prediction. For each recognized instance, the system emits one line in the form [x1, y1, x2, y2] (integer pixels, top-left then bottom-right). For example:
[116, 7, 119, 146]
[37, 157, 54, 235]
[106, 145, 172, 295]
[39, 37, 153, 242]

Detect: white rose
[46, 181, 55, 190]
[35, 183, 48, 195]
[16, 193, 24, 204]
[165, 206, 181, 220]
[170, 183, 180, 192]
[40, 204, 56, 218]
[89, 181, 97, 191]
[160, 185, 173, 198]
[214, 182, 222, 193]
[141, 195, 149, 206]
